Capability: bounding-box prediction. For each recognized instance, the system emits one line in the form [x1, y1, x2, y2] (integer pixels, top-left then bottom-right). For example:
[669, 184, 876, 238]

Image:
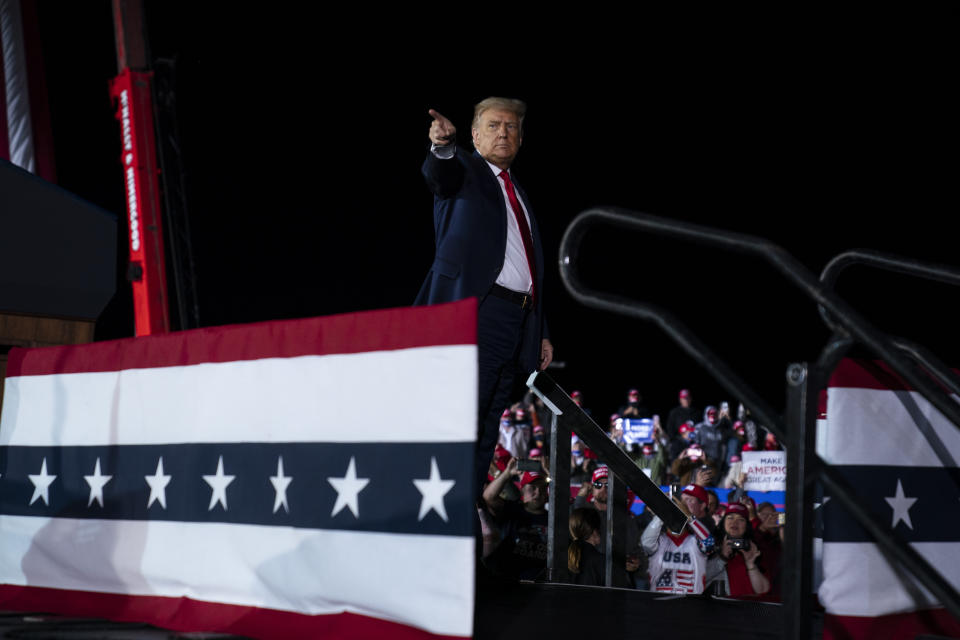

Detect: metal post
[784, 363, 817, 640]
[605, 471, 628, 588]
[546, 411, 570, 582]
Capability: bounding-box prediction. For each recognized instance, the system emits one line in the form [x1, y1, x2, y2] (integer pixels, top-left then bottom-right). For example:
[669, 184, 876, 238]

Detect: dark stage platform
[476, 579, 802, 640]
[3, 579, 813, 639]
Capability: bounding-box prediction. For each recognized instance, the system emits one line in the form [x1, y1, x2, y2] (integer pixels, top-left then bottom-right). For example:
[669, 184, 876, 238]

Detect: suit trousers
[475, 292, 533, 497]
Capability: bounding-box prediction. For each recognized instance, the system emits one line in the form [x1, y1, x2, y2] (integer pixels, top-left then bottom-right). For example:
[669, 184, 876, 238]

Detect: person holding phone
[482, 458, 549, 580]
[706, 503, 770, 597]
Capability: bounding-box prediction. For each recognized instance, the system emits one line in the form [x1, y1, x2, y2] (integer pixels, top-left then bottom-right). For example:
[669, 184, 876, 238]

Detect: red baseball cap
[592, 466, 609, 483]
[519, 471, 544, 488]
[681, 484, 708, 504]
[725, 503, 749, 518]
[679, 389, 691, 399]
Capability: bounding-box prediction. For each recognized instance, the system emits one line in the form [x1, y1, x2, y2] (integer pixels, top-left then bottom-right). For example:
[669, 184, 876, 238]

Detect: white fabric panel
[822, 387, 960, 466]
[0, 345, 477, 446]
[819, 541, 959, 616]
[0, 515, 474, 636]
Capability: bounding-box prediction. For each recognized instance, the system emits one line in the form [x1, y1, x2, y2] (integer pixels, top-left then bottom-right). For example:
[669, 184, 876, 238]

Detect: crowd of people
[477, 386, 786, 600]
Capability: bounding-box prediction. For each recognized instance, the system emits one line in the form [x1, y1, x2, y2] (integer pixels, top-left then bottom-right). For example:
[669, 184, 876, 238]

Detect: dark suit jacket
[415, 147, 548, 372]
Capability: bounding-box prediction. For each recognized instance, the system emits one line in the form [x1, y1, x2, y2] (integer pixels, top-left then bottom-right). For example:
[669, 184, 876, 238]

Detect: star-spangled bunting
[84, 457, 112, 508]
[884, 478, 918, 530]
[203, 456, 236, 512]
[145, 457, 172, 510]
[28, 458, 56, 506]
[412, 456, 456, 523]
[327, 456, 369, 519]
[1, 448, 464, 533]
[270, 456, 292, 514]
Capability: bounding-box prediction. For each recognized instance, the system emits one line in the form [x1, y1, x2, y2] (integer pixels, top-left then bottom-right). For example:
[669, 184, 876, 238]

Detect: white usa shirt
[647, 530, 708, 594]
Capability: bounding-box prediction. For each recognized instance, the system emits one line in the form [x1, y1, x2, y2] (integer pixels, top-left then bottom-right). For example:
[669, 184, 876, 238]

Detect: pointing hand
[428, 109, 457, 146]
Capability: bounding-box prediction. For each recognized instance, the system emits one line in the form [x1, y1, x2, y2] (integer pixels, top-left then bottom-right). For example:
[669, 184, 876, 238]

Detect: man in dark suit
[415, 97, 553, 497]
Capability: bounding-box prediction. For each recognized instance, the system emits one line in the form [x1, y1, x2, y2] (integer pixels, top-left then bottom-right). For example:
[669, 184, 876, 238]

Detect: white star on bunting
[327, 456, 369, 518]
[412, 456, 455, 522]
[145, 457, 172, 509]
[203, 455, 236, 512]
[28, 458, 56, 506]
[84, 457, 112, 508]
[270, 456, 293, 514]
[885, 478, 918, 530]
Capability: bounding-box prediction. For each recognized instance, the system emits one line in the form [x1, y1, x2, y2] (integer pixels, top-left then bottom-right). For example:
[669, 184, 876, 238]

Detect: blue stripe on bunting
[0, 443, 474, 537]
[821, 465, 960, 543]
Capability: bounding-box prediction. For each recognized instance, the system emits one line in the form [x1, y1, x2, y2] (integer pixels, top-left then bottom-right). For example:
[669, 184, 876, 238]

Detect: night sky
[32, 6, 958, 424]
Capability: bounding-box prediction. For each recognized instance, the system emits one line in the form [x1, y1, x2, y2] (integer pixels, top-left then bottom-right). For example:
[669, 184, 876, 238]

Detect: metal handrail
[561, 208, 960, 435]
[558, 207, 960, 622]
[819, 249, 960, 397]
[821, 248, 960, 295]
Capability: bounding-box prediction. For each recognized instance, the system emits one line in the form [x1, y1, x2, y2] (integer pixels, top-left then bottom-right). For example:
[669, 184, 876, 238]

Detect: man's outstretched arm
[422, 109, 464, 198]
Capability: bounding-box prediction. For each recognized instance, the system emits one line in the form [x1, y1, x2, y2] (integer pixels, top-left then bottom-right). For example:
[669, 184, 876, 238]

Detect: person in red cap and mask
[705, 502, 771, 597]
[497, 409, 528, 459]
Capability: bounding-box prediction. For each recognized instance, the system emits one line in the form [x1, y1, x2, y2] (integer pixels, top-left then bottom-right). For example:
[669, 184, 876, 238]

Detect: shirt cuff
[430, 143, 456, 159]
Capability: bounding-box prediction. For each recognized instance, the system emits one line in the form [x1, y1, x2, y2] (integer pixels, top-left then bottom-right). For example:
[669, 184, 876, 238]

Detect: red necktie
[498, 170, 537, 303]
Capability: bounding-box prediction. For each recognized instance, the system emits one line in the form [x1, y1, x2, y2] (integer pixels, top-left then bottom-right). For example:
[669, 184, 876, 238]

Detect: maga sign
[742, 451, 786, 492]
[622, 418, 654, 444]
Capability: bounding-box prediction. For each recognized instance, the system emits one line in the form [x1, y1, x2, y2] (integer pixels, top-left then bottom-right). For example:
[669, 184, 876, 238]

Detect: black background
[32, 5, 958, 423]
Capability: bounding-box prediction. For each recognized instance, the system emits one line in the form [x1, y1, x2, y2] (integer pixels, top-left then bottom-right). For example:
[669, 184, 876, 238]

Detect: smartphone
[517, 458, 540, 472]
[778, 512, 786, 527]
[670, 482, 681, 498]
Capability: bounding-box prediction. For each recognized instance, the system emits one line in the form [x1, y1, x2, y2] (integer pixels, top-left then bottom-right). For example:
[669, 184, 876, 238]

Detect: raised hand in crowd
[693, 465, 716, 487]
[482, 457, 520, 512]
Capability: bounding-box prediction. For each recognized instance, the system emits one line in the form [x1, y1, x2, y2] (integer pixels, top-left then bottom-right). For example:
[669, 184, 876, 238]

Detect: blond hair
[472, 97, 527, 133]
